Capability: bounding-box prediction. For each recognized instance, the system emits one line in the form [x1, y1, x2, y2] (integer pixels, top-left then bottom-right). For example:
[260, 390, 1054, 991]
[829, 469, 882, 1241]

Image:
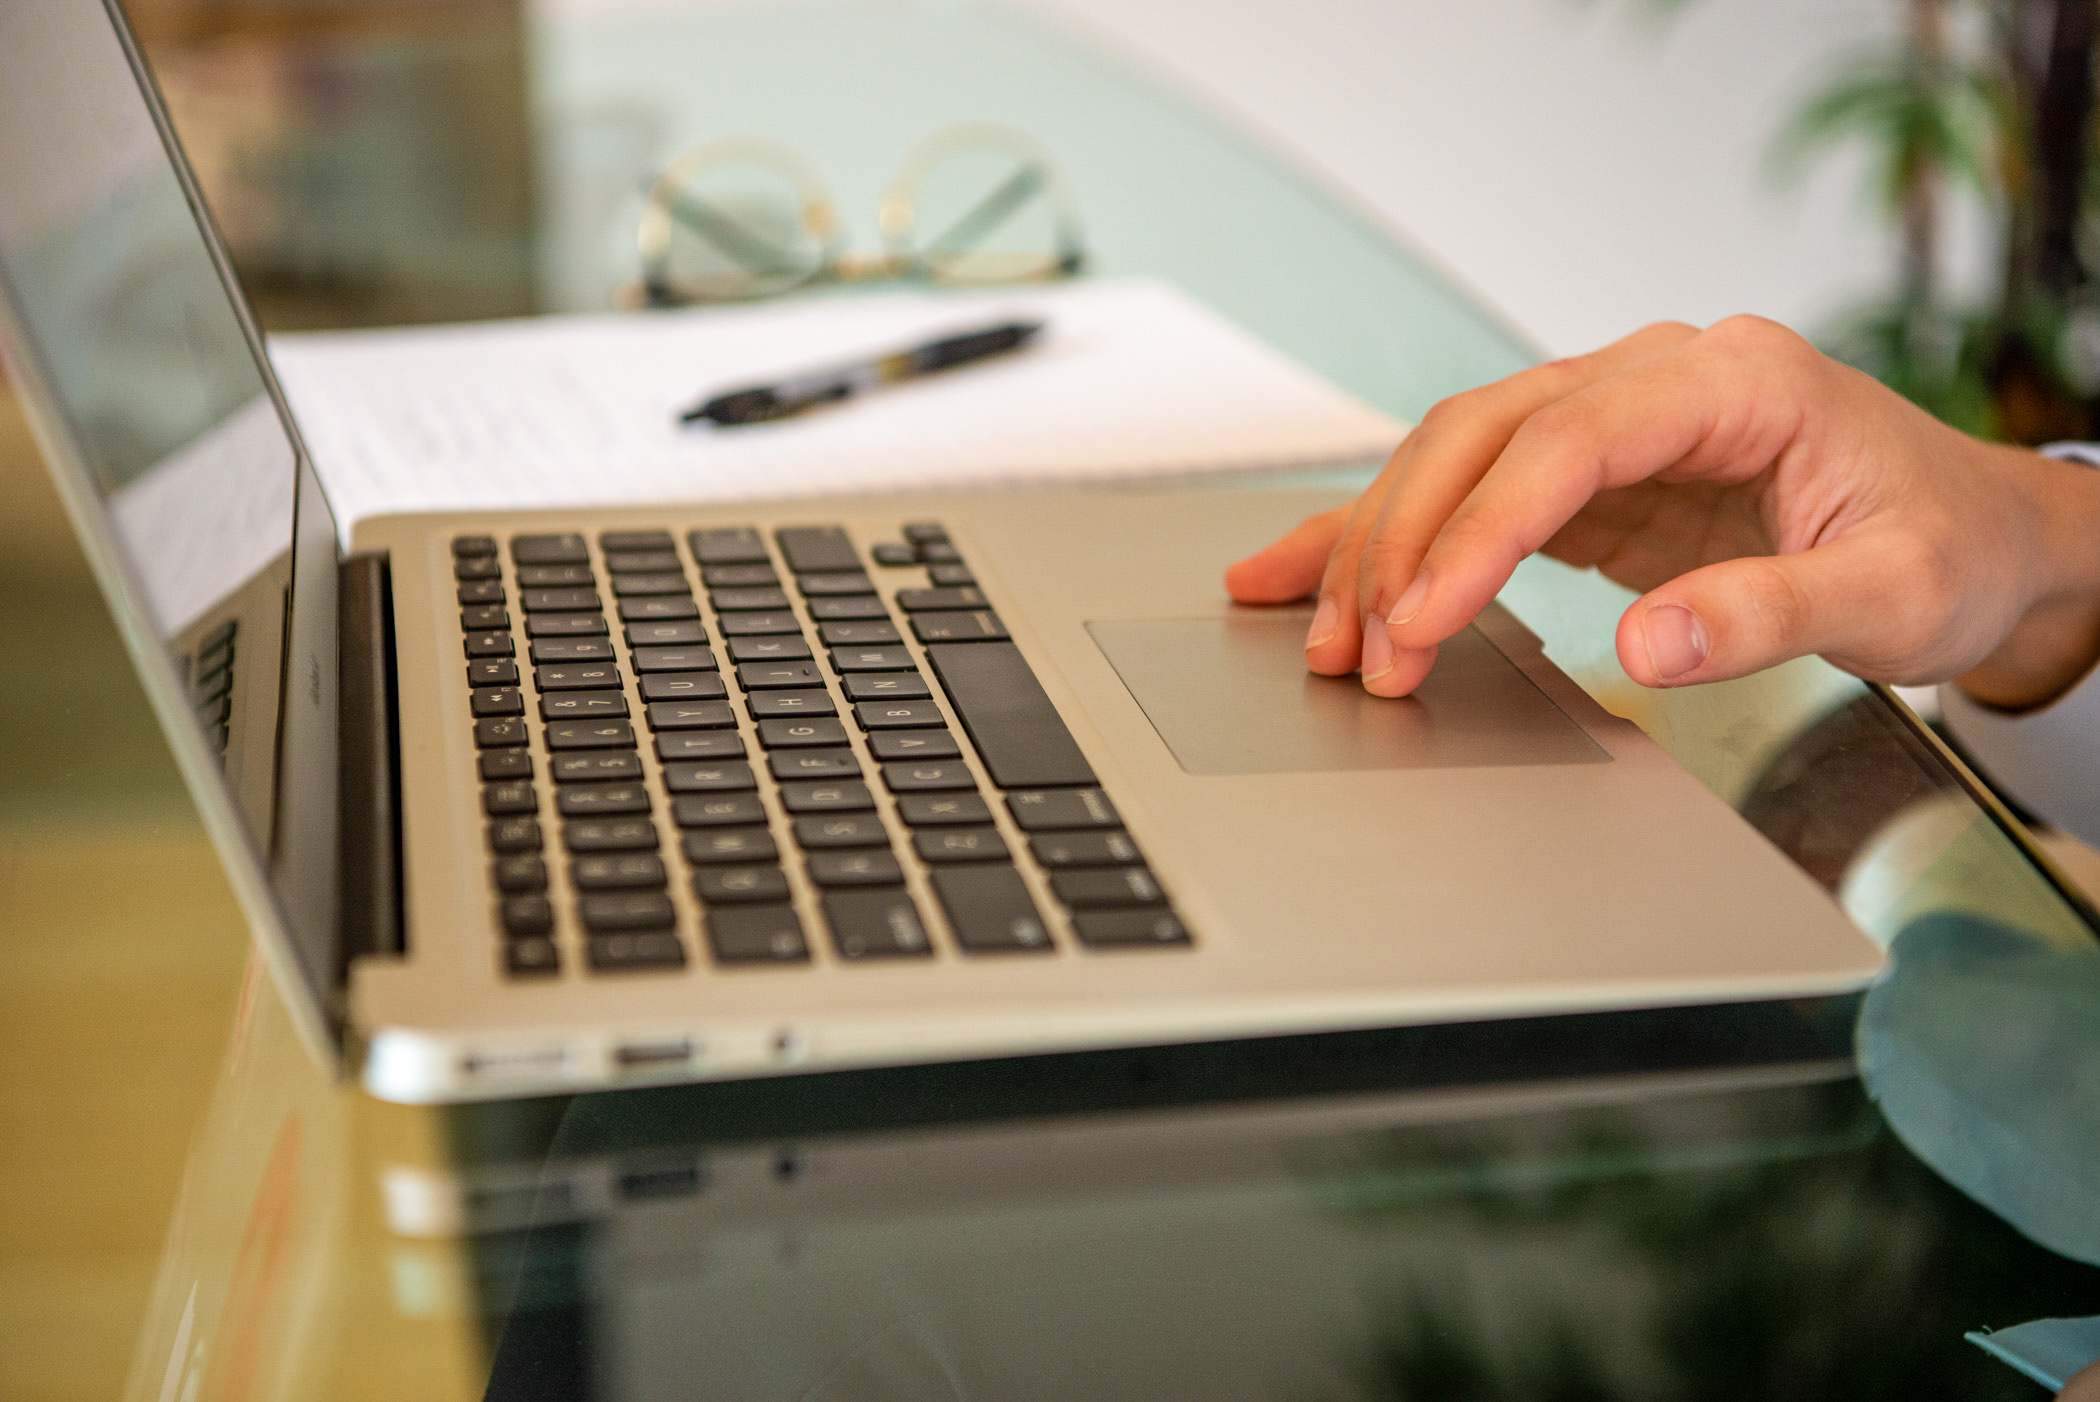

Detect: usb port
[613, 1039, 693, 1072]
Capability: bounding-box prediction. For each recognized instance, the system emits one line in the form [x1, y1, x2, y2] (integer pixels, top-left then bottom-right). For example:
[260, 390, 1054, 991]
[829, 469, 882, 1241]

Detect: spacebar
[924, 642, 1097, 788]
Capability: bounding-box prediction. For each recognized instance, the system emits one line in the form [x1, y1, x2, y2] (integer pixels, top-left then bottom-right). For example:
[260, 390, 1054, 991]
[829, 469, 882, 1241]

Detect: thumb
[1614, 542, 1889, 688]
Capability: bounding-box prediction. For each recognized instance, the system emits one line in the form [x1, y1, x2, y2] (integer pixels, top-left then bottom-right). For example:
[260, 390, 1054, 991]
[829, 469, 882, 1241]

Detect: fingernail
[1360, 615, 1394, 682]
[1390, 570, 1431, 625]
[1305, 597, 1339, 650]
[1642, 603, 1709, 682]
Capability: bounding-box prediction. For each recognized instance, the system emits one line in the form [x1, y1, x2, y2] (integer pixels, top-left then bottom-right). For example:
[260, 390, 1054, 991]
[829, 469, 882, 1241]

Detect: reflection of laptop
[0, 0, 1882, 1104]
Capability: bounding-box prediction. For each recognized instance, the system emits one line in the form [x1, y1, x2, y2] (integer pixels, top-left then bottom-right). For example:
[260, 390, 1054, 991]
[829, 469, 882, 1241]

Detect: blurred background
[0, 1, 2080, 1398]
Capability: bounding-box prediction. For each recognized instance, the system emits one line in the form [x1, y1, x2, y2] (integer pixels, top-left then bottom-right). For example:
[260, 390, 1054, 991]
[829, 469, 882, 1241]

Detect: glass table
[3, 3, 2096, 1397]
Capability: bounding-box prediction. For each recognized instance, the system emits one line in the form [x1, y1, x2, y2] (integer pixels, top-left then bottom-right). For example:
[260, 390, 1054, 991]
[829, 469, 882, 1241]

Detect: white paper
[266, 278, 1404, 540]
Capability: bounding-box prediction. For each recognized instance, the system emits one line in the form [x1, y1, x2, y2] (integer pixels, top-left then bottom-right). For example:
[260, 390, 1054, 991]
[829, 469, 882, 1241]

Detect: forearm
[1957, 444, 2100, 711]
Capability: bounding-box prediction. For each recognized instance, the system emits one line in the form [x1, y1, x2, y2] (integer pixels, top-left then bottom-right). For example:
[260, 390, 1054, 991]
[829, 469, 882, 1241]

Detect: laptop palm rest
[1086, 610, 1607, 774]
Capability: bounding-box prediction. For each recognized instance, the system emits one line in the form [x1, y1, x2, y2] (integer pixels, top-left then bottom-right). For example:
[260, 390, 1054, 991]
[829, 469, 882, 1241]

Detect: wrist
[1958, 442, 2100, 710]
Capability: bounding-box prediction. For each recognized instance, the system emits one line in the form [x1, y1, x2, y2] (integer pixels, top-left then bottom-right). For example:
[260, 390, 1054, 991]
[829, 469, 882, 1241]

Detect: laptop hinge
[338, 551, 405, 967]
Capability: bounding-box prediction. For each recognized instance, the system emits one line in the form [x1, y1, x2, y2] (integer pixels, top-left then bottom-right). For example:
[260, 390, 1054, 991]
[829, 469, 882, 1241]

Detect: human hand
[1225, 318, 2100, 710]
[2062, 1359, 2100, 1401]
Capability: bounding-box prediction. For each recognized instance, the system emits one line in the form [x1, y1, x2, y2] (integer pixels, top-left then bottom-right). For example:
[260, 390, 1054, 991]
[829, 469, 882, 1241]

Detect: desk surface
[3, 4, 2098, 1398]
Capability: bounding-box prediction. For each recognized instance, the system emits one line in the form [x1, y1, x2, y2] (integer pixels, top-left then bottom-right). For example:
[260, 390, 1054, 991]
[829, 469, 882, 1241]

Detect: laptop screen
[0, 1, 343, 1020]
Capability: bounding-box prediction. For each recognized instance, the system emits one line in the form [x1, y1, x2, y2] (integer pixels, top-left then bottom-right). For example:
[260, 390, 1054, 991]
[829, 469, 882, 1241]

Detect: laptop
[0, 0, 1883, 1104]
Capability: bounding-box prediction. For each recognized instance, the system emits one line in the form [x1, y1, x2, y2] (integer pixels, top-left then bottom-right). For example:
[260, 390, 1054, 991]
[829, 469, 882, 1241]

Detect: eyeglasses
[634, 123, 1087, 306]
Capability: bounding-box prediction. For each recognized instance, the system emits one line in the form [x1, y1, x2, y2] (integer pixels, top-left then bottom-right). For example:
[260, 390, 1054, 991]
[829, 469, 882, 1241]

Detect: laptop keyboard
[451, 523, 1191, 978]
[181, 617, 238, 761]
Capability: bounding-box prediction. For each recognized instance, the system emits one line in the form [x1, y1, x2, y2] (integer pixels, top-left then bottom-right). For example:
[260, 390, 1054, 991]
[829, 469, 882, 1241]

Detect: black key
[621, 596, 701, 622]
[558, 783, 651, 817]
[737, 661, 823, 690]
[1050, 867, 1167, 908]
[467, 659, 519, 687]
[604, 549, 681, 574]
[809, 596, 889, 621]
[911, 610, 1007, 644]
[896, 586, 987, 612]
[710, 586, 792, 613]
[1072, 911, 1191, 948]
[500, 894, 554, 937]
[587, 932, 687, 971]
[684, 827, 778, 863]
[716, 610, 801, 637]
[541, 692, 628, 721]
[705, 905, 809, 963]
[639, 672, 728, 701]
[854, 700, 944, 730]
[522, 587, 600, 612]
[882, 761, 976, 793]
[626, 620, 710, 647]
[527, 613, 608, 638]
[647, 700, 736, 730]
[932, 866, 1053, 953]
[1028, 830, 1143, 867]
[454, 555, 502, 580]
[601, 529, 675, 553]
[903, 522, 948, 544]
[471, 688, 525, 718]
[775, 526, 859, 574]
[197, 693, 232, 728]
[453, 534, 498, 558]
[531, 637, 615, 663]
[1006, 788, 1119, 831]
[476, 717, 529, 748]
[460, 604, 511, 630]
[692, 866, 790, 904]
[193, 666, 232, 705]
[842, 673, 930, 701]
[769, 749, 861, 781]
[545, 720, 637, 750]
[565, 818, 658, 852]
[869, 730, 961, 761]
[689, 527, 768, 565]
[727, 635, 811, 663]
[917, 541, 962, 565]
[517, 564, 596, 588]
[925, 642, 1096, 789]
[662, 761, 757, 792]
[793, 813, 890, 848]
[747, 689, 837, 718]
[821, 620, 901, 646]
[505, 937, 560, 976]
[896, 793, 993, 827]
[488, 817, 543, 852]
[701, 563, 779, 588]
[829, 645, 914, 672]
[572, 853, 667, 889]
[808, 850, 903, 887]
[493, 855, 548, 892]
[536, 663, 623, 691]
[871, 543, 917, 567]
[457, 579, 506, 605]
[554, 752, 642, 783]
[612, 572, 691, 597]
[632, 645, 716, 673]
[915, 827, 1008, 863]
[580, 891, 676, 932]
[797, 571, 874, 596]
[779, 780, 874, 813]
[484, 781, 537, 815]
[823, 888, 932, 959]
[512, 533, 589, 564]
[465, 631, 515, 659]
[673, 793, 768, 828]
[929, 563, 977, 587]
[480, 750, 534, 781]
[656, 732, 747, 761]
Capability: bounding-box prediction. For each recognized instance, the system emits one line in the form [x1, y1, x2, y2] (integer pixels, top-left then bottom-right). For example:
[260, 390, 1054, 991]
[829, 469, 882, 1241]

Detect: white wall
[1013, 0, 1916, 357]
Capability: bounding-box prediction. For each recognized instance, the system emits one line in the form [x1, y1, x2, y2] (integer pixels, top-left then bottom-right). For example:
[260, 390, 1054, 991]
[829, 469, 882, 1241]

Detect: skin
[1225, 317, 2100, 711]
[2066, 1362, 2100, 1401]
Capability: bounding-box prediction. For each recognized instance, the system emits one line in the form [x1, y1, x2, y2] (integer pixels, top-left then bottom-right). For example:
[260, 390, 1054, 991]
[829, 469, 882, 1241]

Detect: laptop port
[613, 1039, 694, 1073]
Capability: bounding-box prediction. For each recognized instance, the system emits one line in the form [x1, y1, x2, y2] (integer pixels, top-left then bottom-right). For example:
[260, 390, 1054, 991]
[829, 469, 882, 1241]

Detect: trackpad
[1086, 611, 1606, 774]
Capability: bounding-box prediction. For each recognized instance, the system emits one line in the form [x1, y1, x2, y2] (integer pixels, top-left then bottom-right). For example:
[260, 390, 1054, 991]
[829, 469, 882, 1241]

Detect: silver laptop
[0, 0, 1882, 1104]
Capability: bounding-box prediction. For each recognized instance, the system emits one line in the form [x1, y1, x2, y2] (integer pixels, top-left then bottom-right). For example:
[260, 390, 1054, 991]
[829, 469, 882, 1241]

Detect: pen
[677, 318, 1045, 427]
